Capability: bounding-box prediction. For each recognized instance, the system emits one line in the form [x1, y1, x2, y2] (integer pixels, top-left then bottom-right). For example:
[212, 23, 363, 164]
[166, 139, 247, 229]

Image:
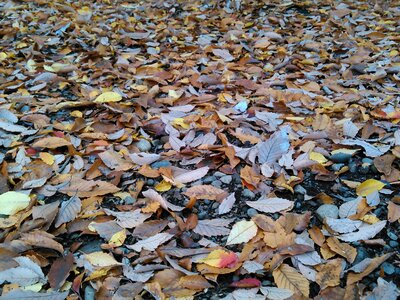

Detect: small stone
[362, 158, 373, 164]
[331, 163, 344, 172]
[247, 208, 258, 218]
[359, 164, 369, 174]
[135, 139, 152, 152]
[349, 161, 358, 173]
[203, 176, 216, 184]
[382, 262, 396, 275]
[220, 175, 232, 185]
[330, 152, 352, 163]
[198, 211, 207, 220]
[214, 172, 226, 177]
[191, 180, 202, 186]
[212, 202, 219, 209]
[233, 174, 242, 184]
[147, 179, 155, 186]
[151, 161, 171, 169]
[354, 247, 368, 264]
[389, 240, 399, 248]
[232, 275, 240, 282]
[124, 196, 136, 205]
[262, 280, 272, 286]
[84, 286, 96, 300]
[242, 189, 255, 199]
[374, 208, 384, 217]
[388, 231, 398, 241]
[211, 180, 222, 188]
[316, 204, 339, 220]
[204, 200, 210, 205]
[295, 201, 302, 209]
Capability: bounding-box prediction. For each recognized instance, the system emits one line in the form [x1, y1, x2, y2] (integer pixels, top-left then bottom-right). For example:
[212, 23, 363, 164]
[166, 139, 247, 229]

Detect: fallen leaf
[184, 185, 227, 201]
[388, 201, 400, 223]
[246, 197, 294, 213]
[337, 220, 386, 242]
[260, 286, 294, 300]
[347, 253, 392, 285]
[226, 220, 258, 245]
[127, 232, 174, 252]
[85, 251, 121, 268]
[94, 91, 122, 103]
[48, 253, 74, 289]
[326, 237, 357, 263]
[198, 249, 239, 268]
[218, 193, 236, 215]
[32, 137, 72, 148]
[273, 264, 309, 298]
[356, 179, 385, 196]
[54, 196, 81, 228]
[0, 191, 30, 215]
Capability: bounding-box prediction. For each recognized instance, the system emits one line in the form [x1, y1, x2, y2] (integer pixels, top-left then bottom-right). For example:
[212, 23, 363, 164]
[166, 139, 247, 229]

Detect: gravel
[211, 180, 222, 188]
[382, 262, 396, 275]
[151, 161, 171, 169]
[316, 204, 339, 220]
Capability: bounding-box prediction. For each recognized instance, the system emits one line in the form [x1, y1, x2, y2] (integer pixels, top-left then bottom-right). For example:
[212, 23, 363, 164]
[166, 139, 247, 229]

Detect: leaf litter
[0, 0, 399, 299]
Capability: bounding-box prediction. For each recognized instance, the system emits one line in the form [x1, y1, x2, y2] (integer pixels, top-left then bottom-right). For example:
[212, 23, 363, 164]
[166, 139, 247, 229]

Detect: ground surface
[0, 0, 399, 299]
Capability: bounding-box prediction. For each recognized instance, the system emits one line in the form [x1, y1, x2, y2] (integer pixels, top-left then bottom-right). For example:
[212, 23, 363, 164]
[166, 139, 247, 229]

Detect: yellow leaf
[70, 110, 83, 118]
[356, 179, 385, 197]
[198, 249, 238, 268]
[39, 152, 55, 165]
[0, 191, 30, 215]
[109, 229, 126, 247]
[94, 92, 122, 103]
[273, 264, 309, 298]
[360, 214, 380, 224]
[85, 251, 120, 268]
[172, 118, 190, 129]
[155, 180, 172, 192]
[310, 152, 327, 164]
[0, 52, 7, 61]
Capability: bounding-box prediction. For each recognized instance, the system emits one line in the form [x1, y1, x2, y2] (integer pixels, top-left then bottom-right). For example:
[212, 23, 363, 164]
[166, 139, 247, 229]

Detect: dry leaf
[127, 233, 174, 252]
[246, 197, 294, 213]
[226, 220, 258, 245]
[273, 264, 309, 298]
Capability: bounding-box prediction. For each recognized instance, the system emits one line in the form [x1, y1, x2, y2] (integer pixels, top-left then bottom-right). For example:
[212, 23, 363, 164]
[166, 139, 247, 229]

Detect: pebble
[211, 180, 222, 188]
[80, 240, 103, 254]
[204, 200, 210, 205]
[214, 172, 226, 177]
[212, 202, 219, 210]
[20, 105, 30, 113]
[262, 280, 272, 286]
[331, 163, 344, 172]
[242, 189, 255, 199]
[330, 152, 352, 163]
[84, 286, 96, 300]
[349, 161, 358, 173]
[389, 240, 399, 248]
[388, 231, 398, 241]
[316, 204, 339, 220]
[147, 179, 155, 186]
[374, 208, 384, 217]
[359, 163, 369, 174]
[191, 180, 203, 186]
[233, 174, 242, 184]
[354, 247, 368, 264]
[362, 158, 373, 164]
[382, 262, 396, 275]
[247, 208, 258, 218]
[295, 201, 302, 209]
[203, 176, 216, 184]
[198, 211, 207, 220]
[151, 161, 171, 169]
[220, 175, 232, 184]
[135, 139, 152, 152]
[124, 196, 136, 204]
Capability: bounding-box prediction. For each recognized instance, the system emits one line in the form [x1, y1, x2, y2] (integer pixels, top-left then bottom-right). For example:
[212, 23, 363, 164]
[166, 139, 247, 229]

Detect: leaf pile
[0, 0, 399, 299]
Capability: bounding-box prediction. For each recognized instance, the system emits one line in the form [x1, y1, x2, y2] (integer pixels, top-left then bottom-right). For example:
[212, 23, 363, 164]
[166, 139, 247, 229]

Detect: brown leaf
[48, 253, 74, 289]
[273, 264, 309, 298]
[326, 237, 357, 263]
[373, 154, 395, 175]
[347, 253, 392, 285]
[315, 258, 344, 290]
[143, 189, 184, 212]
[183, 185, 228, 202]
[179, 275, 212, 290]
[20, 230, 64, 253]
[388, 201, 400, 223]
[32, 137, 72, 149]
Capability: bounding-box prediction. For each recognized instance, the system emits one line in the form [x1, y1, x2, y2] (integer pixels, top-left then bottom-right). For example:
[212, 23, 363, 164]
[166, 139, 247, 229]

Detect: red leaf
[230, 278, 261, 288]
